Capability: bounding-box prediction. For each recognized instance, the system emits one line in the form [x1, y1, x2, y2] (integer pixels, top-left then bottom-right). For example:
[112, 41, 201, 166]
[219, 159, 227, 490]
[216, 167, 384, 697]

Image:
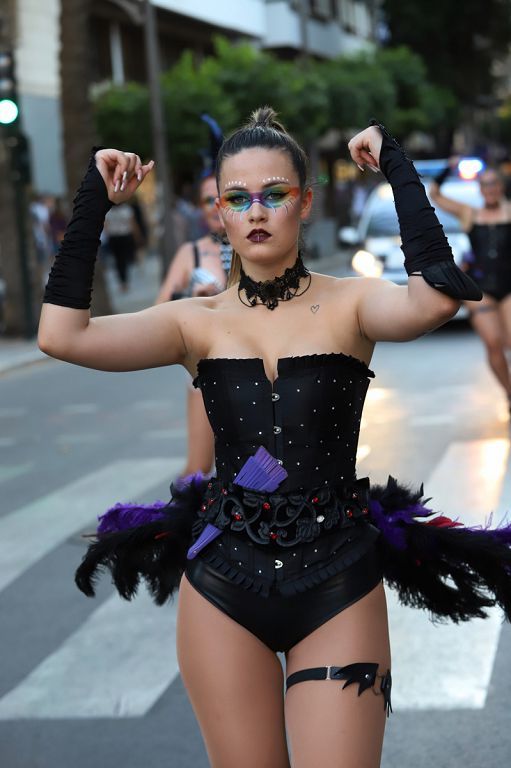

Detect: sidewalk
[0, 250, 350, 375]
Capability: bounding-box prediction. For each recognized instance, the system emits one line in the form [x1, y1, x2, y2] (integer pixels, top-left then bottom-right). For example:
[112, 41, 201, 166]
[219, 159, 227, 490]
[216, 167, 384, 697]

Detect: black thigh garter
[286, 663, 392, 717]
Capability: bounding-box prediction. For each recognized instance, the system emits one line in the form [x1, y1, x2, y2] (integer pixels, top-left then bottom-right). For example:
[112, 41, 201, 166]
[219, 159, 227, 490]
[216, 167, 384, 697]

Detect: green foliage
[160, 50, 235, 175]
[319, 52, 396, 129]
[93, 37, 460, 180]
[94, 82, 152, 158]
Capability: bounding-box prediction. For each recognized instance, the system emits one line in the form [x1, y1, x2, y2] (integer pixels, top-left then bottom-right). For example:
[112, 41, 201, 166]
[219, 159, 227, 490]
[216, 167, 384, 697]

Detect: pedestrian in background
[155, 172, 230, 478]
[431, 161, 511, 409]
[104, 202, 142, 292]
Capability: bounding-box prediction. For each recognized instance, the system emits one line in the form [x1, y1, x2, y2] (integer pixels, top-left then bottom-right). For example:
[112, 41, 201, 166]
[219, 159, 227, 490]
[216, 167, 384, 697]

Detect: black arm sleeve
[43, 150, 112, 309]
[370, 120, 482, 301]
[432, 166, 450, 187]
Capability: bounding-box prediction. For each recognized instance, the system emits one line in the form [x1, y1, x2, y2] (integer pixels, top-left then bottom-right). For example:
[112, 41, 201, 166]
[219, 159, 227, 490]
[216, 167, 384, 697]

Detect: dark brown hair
[216, 107, 309, 285]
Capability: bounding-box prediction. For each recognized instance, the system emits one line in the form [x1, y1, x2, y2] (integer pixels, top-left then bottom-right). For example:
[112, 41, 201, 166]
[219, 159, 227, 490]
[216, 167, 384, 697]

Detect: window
[310, 0, 334, 20]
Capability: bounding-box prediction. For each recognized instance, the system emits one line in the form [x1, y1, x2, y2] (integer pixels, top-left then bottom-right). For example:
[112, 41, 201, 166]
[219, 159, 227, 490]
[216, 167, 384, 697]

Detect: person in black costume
[40, 108, 511, 768]
[155, 171, 231, 477]
[430, 163, 511, 404]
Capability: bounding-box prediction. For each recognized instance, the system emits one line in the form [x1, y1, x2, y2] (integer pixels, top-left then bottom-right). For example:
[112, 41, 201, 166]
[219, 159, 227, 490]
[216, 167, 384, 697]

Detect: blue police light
[0, 98, 18, 124]
[458, 157, 484, 180]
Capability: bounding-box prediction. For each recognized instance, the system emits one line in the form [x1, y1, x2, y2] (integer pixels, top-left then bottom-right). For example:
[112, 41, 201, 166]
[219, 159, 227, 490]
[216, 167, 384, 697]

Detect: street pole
[142, 0, 176, 274]
[299, 0, 308, 62]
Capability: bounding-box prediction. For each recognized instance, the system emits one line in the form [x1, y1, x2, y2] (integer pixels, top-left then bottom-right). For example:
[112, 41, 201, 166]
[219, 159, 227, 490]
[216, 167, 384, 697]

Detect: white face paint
[223, 180, 248, 191]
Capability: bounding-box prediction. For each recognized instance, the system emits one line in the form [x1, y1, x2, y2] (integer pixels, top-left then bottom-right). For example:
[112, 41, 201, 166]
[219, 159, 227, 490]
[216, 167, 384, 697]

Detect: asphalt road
[1, 322, 511, 768]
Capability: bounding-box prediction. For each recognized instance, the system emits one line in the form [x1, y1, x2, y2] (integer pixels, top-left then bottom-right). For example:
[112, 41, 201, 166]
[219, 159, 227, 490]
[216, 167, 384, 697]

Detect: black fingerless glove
[432, 166, 450, 187]
[43, 149, 112, 309]
[370, 120, 482, 301]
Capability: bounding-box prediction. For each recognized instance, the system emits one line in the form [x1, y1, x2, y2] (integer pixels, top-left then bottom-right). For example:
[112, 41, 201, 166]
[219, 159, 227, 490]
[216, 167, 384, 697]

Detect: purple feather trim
[369, 499, 434, 550]
[97, 501, 168, 534]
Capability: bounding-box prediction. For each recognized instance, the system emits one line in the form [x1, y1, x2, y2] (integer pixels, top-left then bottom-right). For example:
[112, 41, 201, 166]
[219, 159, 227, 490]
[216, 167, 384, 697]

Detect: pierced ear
[215, 198, 225, 225]
[300, 187, 313, 219]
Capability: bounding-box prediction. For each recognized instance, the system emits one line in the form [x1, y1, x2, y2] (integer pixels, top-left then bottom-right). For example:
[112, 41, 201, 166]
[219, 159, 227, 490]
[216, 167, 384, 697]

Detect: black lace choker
[238, 254, 311, 310]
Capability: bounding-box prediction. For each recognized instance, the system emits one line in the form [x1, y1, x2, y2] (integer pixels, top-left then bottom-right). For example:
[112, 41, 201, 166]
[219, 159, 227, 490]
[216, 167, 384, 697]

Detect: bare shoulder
[310, 272, 383, 302]
[171, 287, 238, 361]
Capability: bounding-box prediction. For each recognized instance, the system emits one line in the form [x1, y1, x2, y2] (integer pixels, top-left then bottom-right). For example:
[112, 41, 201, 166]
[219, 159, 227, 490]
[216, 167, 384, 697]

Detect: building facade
[9, 0, 379, 194]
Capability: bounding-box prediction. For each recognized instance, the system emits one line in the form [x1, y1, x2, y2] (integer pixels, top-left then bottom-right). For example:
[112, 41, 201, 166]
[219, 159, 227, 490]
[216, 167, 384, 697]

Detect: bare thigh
[466, 296, 502, 346]
[285, 582, 390, 768]
[177, 573, 290, 768]
[498, 294, 511, 347]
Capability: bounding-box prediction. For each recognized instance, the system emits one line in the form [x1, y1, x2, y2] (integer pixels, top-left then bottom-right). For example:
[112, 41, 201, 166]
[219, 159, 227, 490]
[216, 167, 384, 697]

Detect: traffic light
[0, 48, 18, 125]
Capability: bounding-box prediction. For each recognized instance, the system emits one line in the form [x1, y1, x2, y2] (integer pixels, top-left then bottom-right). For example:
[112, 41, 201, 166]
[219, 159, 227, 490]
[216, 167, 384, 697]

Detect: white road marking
[0, 588, 180, 719]
[389, 438, 508, 710]
[0, 458, 180, 593]
[410, 413, 455, 427]
[133, 400, 175, 411]
[0, 407, 27, 418]
[0, 463, 33, 484]
[60, 404, 99, 415]
[55, 433, 102, 444]
[143, 428, 187, 440]
[356, 444, 371, 462]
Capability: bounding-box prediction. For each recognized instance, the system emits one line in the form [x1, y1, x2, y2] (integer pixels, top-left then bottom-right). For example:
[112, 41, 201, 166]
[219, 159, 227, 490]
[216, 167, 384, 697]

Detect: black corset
[193, 352, 374, 493]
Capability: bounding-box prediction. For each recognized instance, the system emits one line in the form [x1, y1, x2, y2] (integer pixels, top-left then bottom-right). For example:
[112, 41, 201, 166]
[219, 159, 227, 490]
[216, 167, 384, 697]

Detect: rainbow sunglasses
[219, 185, 301, 214]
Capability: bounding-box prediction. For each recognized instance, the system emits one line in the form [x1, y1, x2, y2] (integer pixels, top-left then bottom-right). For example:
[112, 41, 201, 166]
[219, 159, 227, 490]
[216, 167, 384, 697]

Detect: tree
[382, 0, 511, 108]
[60, 0, 112, 316]
[93, 37, 457, 183]
[0, 0, 39, 336]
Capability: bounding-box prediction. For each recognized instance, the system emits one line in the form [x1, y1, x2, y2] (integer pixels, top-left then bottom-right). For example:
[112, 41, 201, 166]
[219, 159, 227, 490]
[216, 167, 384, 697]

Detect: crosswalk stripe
[0, 463, 33, 484]
[1, 441, 508, 718]
[0, 588, 180, 719]
[0, 458, 180, 594]
[389, 438, 508, 710]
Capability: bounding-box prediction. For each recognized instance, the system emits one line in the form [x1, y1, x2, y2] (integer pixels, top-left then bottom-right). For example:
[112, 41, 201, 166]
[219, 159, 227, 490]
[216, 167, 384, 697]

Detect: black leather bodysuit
[467, 222, 511, 301]
[185, 352, 382, 652]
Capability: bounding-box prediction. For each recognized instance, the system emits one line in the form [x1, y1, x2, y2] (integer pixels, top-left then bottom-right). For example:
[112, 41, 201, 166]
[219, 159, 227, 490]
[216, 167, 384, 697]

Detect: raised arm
[428, 162, 474, 229]
[38, 149, 188, 371]
[347, 123, 482, 343]
[154, 242, 193, 304]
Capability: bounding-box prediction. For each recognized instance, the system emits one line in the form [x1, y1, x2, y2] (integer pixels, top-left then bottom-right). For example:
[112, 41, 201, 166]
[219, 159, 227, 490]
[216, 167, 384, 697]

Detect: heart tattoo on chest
[310, 304, 320, 313]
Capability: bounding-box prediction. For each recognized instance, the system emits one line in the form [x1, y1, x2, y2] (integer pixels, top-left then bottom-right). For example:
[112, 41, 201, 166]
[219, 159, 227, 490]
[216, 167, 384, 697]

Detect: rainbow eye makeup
[220, 186, 300, 215]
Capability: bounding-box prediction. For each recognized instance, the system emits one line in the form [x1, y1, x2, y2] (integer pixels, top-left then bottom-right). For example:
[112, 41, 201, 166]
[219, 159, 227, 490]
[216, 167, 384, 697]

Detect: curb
[0, 345, 48, 376]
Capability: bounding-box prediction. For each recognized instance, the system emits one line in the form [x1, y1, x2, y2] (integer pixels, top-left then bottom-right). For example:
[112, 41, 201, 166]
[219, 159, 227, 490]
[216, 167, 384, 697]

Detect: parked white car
[340, 168, 484, 317]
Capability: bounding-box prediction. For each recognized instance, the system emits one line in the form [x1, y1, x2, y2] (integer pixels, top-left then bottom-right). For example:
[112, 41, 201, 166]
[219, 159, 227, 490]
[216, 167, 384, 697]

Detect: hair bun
[247, 106, 286, 133]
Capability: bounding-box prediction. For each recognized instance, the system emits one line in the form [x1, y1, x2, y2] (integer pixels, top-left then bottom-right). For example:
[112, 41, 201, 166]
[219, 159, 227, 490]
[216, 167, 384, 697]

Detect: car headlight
[352, 250, 384, 278]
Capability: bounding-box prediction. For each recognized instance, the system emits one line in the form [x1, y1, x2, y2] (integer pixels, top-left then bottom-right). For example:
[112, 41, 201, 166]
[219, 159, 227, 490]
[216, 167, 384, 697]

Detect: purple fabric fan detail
[187, 523, 223, 559]
[234, 446, 287, 492]
[187, 447, 287, 559]
[97, 501, 168, 534]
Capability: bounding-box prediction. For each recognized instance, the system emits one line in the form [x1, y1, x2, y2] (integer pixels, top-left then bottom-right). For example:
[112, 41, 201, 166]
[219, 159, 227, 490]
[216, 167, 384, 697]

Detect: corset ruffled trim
[193, 351, 375, 388]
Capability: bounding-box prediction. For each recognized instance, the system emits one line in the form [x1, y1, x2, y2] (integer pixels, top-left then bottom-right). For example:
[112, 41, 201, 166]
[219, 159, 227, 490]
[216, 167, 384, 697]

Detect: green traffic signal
[0, 49, 18, 124]
[0, 98, 18, 124]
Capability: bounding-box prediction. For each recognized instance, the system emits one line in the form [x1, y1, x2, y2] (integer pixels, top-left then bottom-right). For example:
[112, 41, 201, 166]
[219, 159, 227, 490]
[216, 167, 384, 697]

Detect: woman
[430, 163, 511, 403]
[39, 110, 511, 768]
[104, 201, 141, 292]
[155, 173, 231, 477]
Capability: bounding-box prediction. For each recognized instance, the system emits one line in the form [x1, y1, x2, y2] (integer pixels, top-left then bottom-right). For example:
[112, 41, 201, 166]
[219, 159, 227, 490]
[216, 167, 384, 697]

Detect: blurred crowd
[30, 183, 214, 295]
